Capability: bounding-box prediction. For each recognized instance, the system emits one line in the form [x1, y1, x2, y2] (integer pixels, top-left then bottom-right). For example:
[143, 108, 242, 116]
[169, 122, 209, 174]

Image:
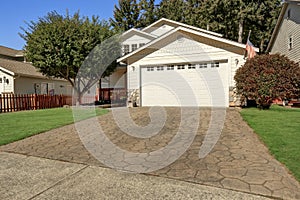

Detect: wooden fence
[99, 88, 126, 102]
[0, 94, 68, 113]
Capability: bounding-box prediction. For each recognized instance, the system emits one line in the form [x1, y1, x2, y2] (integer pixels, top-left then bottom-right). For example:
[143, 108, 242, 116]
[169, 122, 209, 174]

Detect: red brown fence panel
[0, 94, 70, 113]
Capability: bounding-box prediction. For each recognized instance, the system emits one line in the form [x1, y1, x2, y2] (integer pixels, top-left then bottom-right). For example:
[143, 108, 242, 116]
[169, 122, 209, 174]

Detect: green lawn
[0, 107, 108, 146]
[240, 105, 300, 181]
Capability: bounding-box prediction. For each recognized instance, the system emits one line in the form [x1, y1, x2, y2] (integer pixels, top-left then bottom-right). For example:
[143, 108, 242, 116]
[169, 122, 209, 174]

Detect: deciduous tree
[20, 11, 120, 103]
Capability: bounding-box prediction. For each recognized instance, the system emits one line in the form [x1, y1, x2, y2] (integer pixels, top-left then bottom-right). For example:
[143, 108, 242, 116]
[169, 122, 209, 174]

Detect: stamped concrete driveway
[1, 107, 300, 199]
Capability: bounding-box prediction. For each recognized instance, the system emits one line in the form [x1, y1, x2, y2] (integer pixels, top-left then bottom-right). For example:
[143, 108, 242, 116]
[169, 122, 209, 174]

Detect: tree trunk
[260, 38, 265, 53]
[238, 18, 244, 43]
[99, 79, 102, 101]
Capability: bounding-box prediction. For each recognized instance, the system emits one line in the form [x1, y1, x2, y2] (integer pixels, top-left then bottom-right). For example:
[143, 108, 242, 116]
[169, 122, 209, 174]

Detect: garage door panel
[141, 63, 229, 107]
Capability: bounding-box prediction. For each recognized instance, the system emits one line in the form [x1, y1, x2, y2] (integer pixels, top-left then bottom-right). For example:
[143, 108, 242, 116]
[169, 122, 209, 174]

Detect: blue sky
[0, 0, 121, 50]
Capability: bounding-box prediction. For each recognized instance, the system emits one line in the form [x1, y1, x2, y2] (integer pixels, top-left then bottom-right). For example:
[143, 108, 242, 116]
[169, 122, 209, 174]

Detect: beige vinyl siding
[127, 35, 245, 90]
[101, 68, 126, 89]
[271, 3, 300, 63]
[122, 35, 152, 55]
[0, 72, 14, 93]
[14, 77, 72, 95]
[149, 24, 175, 37]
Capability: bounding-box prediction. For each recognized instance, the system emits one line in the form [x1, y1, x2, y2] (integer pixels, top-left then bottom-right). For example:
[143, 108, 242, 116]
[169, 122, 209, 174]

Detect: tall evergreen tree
[157, 0, 186, 23]
[109, 0, 281, 52]
[191, 0, 281, 52]
[139, 0, 158, 28]
[110, 0, 141, 31]
[184, 0, 205, 28]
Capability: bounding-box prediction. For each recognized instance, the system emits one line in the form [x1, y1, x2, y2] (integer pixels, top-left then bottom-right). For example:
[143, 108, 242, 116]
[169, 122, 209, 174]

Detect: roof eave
[122, 28, 157, 40]
[267, 3, 289, 52]
[142, 18, 223, 37]
[0, 66, 15, 76]
[117, 27, 258, 64]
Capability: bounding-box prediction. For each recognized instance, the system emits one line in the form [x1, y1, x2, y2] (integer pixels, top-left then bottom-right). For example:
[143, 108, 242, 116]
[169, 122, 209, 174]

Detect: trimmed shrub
[234, 54, 300, 109]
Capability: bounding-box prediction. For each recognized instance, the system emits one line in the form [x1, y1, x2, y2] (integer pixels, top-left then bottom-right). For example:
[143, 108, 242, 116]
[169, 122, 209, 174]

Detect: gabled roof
[0, 58, 46, 78]
[0, 46, 24, 57]
[267, 0, 300, 52]
[142, 18, 223, 38]
[118, 26, 259, 64]
[122, 28, 157, 41]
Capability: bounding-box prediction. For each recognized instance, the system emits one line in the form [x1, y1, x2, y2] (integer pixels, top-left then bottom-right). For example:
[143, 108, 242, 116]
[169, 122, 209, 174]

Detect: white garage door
[141, 62, 229, 107]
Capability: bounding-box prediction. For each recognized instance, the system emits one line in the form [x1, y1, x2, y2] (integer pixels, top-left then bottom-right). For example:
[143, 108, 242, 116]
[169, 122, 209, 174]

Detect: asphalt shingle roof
[0, 58, 46, 78]
[0, 46, 24, 57]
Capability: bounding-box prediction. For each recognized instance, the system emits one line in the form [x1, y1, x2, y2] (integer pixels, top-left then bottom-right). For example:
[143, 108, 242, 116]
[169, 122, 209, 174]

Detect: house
[0, 46, 72, 95]
[104, 18, 259, 107]
[267, 0, 300, 63]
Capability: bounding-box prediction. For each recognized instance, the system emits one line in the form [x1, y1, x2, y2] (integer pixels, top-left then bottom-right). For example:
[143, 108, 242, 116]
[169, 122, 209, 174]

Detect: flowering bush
[234, 54, 300, 109]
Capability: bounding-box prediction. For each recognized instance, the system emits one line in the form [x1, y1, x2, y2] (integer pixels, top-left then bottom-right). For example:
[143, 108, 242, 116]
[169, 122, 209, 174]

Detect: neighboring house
[105, 18, 259, 107]
[267, 0, 300, 63]
[0, 46, 72, 95]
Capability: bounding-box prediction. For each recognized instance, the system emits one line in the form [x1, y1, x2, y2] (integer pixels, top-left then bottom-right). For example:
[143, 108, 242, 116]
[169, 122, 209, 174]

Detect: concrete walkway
[1, 107, 299, 199]
[0, 152, 271, 200]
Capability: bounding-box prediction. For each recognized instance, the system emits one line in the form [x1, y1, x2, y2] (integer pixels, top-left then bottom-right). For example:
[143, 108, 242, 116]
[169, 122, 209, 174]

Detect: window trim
[288, 36, 293, 50]
[131, 44, 138, 52]
[188, 64, 196, 69]
[157, 66, 164, 71]
[147, 67, 154, 71]
[199, 63, 208, 69]
[123, 44, 130, 55]
[177, 65, 185, 70]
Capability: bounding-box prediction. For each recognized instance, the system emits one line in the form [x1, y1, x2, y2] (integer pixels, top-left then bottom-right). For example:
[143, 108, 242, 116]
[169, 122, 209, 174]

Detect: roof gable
[118, 26, 259, 64]
[267, 0, 300, 52]
[142, 18, 223, 38]
[121, 28, 157, 41]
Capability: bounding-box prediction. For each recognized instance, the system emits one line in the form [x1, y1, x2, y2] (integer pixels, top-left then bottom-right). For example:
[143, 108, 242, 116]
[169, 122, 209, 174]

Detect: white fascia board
[122, 28, 157, 39]
[142, 18, 223, 37]
[0, 66, 14, 76]
[117, 26, 259, 63]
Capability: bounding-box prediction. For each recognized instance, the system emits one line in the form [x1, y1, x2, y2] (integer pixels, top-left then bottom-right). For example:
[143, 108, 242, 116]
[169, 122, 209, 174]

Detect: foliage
[110, 0, 141, 31]
[0, 108, 108, 146]
[185, 0, 281, 51]
[20, 11, 120, 102]
[139, 0, 158, 27]
[240, 105, 300, 181]
[234, 54, 300, 109]
[110, 0, 281, 52]
[157, 0, 186, 22]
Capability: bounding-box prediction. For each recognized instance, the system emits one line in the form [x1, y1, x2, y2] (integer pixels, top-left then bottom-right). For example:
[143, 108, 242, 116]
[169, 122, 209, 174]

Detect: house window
[0, 78, 2, 84]
[147, 67, 154, 71]
[287, 9, 291, 19]
[167, 65, 175, 70]
[211, 62, 219, 68]
[132, 44, 138, 51]
[123, 45, 130, 54]
[157, 66, 164, 71]
[188, 64, 196, 69]
[289, 36, 293, 50]
[177, 65, 185, 70]
[199, 63, 207, 68]
[139, 43, 145, 48]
